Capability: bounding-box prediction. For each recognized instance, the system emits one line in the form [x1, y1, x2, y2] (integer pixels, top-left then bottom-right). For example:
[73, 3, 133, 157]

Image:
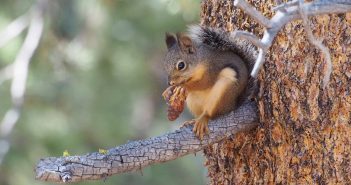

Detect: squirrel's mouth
[170, 76, 192, 86]
[178, 77, 192, 85]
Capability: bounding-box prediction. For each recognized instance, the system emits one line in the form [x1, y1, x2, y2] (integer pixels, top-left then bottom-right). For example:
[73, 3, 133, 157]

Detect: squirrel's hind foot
[193, 115, 209, 140]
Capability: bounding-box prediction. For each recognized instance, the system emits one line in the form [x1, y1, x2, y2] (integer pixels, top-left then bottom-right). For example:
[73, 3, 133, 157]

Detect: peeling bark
[202, 0, 351, 184]
[35, 101, 258, 183]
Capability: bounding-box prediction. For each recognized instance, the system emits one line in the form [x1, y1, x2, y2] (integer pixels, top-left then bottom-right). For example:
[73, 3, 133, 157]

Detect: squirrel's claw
[180, 119, 195, 128]
[193, 116, 209, 140]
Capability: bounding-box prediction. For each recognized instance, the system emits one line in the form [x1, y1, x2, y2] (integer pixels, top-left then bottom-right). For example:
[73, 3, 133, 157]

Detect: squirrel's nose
[168, 81, 174, 86]
[167, 77, 174, 86]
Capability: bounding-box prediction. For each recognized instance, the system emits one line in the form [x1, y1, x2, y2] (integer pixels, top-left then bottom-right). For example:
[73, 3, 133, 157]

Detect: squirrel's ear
[165, 32, 177, 50]
[176, 33, 195, 54]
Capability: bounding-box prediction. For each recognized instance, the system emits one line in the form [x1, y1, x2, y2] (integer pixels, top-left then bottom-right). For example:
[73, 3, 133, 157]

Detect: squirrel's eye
[176, 61, 186, 71]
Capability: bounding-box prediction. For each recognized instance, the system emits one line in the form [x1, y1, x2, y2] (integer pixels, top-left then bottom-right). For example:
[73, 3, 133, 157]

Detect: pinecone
[162, 86, 187, 121]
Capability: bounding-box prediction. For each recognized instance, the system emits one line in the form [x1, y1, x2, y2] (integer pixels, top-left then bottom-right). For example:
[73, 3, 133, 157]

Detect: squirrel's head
[163, 32, 203, 87]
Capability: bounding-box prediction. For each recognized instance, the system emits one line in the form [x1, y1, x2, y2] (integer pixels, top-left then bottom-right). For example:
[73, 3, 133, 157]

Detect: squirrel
[163, 25, 257, 139]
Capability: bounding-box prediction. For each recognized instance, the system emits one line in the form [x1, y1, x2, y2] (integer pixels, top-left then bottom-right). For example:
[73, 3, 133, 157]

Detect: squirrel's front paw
[193, 116, 209, 140]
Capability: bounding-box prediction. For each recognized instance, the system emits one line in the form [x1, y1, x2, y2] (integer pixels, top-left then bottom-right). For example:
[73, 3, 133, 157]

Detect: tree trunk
[201, 0, 351, 184]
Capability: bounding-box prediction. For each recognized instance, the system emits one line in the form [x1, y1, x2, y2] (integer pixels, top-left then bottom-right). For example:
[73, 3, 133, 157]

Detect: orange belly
[185, 67, 239, 119]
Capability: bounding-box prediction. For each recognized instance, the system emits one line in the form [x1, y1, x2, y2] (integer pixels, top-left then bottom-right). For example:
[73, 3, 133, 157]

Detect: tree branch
[0, 0, 45, 165]
[0, 14, 29, 48]
[232, 0, 351, 77]
[35, 101, 258, 183]
[298, 0, 332, 89]
[230, 30, 268, 50]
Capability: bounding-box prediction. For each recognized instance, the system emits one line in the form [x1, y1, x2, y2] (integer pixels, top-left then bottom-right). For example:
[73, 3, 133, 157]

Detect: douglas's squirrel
[163, 25, 256, 139]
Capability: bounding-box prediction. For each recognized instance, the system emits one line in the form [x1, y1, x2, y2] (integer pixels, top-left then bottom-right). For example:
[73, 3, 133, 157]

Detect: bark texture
[202, 0, 351, 184]
[35, 101, 257, 183]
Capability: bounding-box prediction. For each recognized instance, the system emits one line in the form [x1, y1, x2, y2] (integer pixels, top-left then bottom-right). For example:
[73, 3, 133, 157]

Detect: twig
[0, 2, 44, 165]
[273, 0, 298, 12]
[298, 0, 332, 89]
[234, 0, 272, 28]
[232, 0, 351, 77]
[0, 14, 30, 48]
[35, 101, 258, 183]
[230, 30, 268, 50]
[10, 10, 43, 106]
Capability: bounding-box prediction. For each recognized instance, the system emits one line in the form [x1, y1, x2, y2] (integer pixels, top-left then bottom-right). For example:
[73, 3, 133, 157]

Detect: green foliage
[0, 0, 206, 184]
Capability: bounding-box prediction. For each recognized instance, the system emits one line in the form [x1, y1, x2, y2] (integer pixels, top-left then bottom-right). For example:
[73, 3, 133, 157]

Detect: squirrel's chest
[186, 89, 211, 117]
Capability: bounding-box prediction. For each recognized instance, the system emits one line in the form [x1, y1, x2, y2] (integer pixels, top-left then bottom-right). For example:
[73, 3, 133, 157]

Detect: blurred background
[0, 0, 206, 185]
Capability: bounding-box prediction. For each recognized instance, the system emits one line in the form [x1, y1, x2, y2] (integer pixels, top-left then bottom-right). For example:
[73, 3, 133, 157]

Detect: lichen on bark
[201, 0, 351, 184]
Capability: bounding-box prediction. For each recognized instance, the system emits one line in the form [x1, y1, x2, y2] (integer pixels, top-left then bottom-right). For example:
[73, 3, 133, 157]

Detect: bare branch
[298, 0, 332, 89]
[35, 101, 258, 183]
[230, 30, 268, 50]
[232, 0, 351, 77]
[273, 0, 298, 12]
[0, 2, 44, 165]
[0, 14, 30, 48]
[251, 49, 266, 77]
[234, 0, 272, 28]
[10, 10, 43, 105]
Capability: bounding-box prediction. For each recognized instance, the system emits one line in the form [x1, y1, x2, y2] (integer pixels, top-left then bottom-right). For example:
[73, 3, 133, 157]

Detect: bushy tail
[188, 25, 257, 71]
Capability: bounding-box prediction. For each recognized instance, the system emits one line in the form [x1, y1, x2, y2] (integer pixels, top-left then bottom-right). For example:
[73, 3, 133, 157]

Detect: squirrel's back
[188, 25, 258, 102]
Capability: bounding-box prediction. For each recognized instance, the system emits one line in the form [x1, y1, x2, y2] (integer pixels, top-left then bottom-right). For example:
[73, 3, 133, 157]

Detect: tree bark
[202, 0, 351, 184]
